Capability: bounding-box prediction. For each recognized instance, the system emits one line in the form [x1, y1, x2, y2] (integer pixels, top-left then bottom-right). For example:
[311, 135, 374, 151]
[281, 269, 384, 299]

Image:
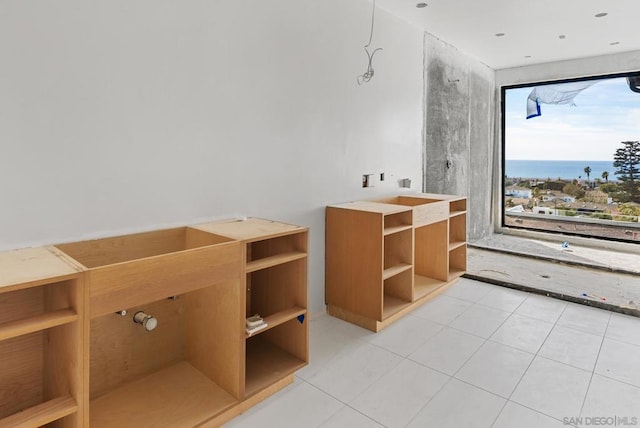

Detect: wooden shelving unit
[194, 218, 309, 400]
[326, 193, 467, 332]
[0, 247, 84, 428]
[0, 218, 308, 427]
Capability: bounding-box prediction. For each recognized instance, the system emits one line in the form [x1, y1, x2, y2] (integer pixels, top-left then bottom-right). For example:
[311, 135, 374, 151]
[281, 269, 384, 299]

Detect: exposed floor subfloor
[467, 235, 640, 316]
[225, 279, 640, 428]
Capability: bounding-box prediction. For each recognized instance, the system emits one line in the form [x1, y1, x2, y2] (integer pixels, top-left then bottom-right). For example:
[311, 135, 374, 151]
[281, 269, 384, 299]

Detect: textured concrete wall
[423, 33, 496, 240]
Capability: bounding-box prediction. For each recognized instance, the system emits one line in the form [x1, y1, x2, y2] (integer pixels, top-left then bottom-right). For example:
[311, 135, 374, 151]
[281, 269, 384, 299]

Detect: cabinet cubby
[415, 221, 449, 282]
[246, 233, 307, 272]
[449, 212, 467, 248]
[383, 229, 413, 275]
[383, 268, 414, 318]
[247, 258, 307, 331]
[88, 283, 242, 427]
[450, 198, 467, 215]
[245, 317, 307, 397]
[0, 248, 83, 428]
[326, 193, 467, 332]
[449, 244, 467, 279]
[383, 211, 413, 235]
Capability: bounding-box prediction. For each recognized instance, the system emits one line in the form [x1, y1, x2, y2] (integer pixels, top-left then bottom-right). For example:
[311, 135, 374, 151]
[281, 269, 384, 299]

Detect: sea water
[505, 160, 616, 181]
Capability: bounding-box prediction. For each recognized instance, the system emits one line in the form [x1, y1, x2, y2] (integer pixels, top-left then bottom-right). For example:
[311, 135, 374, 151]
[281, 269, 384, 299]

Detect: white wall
[0, 1, 425, 313]
[496, 50, 640, 86]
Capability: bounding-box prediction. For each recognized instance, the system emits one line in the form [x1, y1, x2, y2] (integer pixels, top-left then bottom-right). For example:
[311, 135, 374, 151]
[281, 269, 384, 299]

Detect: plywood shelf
[245, 339, 306, 398]
[449, 269, 465, 280]
[383, 225, 413, 236]
[246, 307, 306, 338]
[0, 309, 78, 341]
[449, 241, 466, 251]
[414, 275, 447, 300]
[383, 263, 413, 280]
[450, 210, 466, 218]
[90, 362, 238, 427]
[246, 251, 307, 273]
[382, 294, 411, 320]
[0, 395, 77, 428]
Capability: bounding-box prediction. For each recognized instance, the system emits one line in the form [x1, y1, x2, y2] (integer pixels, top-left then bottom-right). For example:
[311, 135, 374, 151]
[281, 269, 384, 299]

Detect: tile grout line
[487, 300, 573, 428]
[442, 285, 527, 428]
[310, 284, 633, 427]
[578, 312, 612, 418]
[402, 375, 456, 428]
[302, 380, 388, 428]
[298, 378, 385, 427]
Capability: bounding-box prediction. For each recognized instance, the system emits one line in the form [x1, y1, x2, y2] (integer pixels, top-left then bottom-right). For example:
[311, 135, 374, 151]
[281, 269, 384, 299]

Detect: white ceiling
[376, 0, 640, 69]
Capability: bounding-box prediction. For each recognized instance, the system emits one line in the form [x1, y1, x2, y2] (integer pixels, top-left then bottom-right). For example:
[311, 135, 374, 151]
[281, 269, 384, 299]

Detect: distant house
[533, 206, 555, 215]
[505, 187, 532, 198]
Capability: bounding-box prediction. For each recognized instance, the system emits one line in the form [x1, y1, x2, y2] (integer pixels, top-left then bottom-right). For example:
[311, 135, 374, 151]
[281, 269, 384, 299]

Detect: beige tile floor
[224, 278, 640, 428]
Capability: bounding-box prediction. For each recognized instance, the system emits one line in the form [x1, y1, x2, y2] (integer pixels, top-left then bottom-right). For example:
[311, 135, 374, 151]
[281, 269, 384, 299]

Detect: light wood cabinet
[193, 218, 308, 400]
[326, 193, 467, 332]
[0, 247, 84, 428]
[0, 218, 308, 427]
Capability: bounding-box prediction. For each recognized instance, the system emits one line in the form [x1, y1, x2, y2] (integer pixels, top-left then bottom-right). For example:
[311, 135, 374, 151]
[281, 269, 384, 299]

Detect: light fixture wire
[357, 0, 383, 85]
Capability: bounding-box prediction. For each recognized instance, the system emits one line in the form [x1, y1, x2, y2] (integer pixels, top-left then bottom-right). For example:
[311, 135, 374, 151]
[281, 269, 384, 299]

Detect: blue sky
[505, 77, 640, 161]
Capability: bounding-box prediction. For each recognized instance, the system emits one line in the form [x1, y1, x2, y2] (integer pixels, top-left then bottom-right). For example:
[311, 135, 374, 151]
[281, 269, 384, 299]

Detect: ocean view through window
[502, 72, 640, 243]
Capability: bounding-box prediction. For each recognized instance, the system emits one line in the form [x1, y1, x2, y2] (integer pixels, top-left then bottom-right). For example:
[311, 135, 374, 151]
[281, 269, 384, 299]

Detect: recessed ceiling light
[559, 35, 566, 39]
[595, 12, 608, 18]
[610, 41, 620, 45]
[416, 2, 428, 8]
[495, 32, 505, 37]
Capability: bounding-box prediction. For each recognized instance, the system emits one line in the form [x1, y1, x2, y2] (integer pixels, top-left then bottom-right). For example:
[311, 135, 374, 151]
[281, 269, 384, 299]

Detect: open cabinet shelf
[0, 308, 78, 341]
[414, 274, 448, 300]
[245, 320, 307, 397]
[90, 362, 238, 427]
[246, 251, 307, 273]
[247, 306, 306, 338]
[326, 193, 467, 332]
[382, 294, 412, 320]
[383, 263, 413, 280]
[0, 395, 78, 428]
[0, 247, 84, 427]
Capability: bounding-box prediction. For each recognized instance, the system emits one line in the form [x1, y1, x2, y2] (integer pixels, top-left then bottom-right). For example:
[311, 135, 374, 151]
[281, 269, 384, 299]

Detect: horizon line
[505, 159, 614, 162]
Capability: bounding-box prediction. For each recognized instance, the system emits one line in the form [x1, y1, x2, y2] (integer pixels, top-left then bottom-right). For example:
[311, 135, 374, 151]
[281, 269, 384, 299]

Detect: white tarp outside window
[526, 81, 603, 119]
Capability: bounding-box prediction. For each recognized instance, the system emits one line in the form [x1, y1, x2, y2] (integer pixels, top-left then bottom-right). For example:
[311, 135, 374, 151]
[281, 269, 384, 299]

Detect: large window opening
[502, 71, 640, 243]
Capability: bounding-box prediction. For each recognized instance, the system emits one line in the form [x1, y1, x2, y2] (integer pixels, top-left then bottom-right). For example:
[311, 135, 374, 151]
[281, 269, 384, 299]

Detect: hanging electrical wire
[357, 0, 382, 85]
